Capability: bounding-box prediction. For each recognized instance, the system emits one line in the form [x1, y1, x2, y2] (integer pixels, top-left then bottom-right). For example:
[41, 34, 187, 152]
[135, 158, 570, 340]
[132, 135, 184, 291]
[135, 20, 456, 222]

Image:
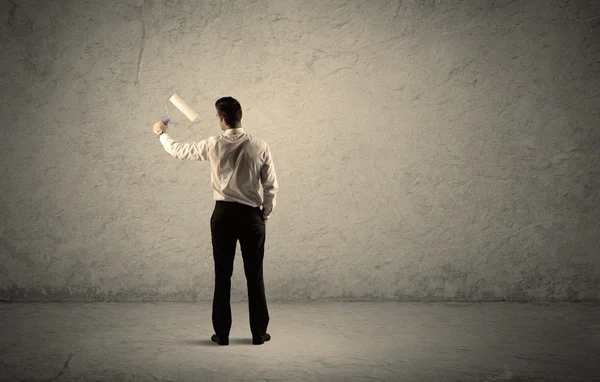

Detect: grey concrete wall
[1, 0, 599, 302]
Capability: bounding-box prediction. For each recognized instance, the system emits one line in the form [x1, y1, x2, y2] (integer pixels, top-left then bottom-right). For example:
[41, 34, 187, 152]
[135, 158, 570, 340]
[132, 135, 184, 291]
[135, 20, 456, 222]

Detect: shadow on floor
[182, 338, 253, 346]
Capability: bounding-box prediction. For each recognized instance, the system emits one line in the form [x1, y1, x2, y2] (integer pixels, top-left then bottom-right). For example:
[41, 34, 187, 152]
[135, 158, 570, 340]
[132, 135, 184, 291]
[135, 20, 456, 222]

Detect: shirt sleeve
[260, 144, 279, 219]
[159, 133, 212, 161]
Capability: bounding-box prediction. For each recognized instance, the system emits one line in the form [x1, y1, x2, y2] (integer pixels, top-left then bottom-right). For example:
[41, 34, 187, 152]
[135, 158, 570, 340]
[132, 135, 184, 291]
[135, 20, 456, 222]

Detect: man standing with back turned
[152, 96, 279, 346]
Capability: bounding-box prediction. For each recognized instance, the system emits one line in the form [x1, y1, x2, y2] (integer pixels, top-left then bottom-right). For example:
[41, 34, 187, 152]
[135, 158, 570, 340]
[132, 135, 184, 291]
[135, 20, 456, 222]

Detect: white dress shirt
[159, 127, 279, 219]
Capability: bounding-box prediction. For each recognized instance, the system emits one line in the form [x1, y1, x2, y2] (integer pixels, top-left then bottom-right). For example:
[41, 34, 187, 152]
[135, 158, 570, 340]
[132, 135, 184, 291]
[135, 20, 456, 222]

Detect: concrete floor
[0, 302, 598, 382]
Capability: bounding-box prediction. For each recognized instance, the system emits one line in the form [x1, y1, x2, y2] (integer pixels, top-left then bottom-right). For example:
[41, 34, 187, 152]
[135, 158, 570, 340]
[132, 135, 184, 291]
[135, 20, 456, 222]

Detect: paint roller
[162, 93, 199, 125]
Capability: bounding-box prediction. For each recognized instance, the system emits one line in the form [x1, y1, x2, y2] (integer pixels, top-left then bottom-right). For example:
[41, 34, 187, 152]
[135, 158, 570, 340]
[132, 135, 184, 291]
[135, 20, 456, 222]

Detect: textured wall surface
[1, 0, 599, 302]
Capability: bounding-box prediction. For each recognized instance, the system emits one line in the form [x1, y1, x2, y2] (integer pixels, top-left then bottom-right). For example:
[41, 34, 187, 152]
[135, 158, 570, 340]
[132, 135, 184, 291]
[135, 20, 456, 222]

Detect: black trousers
[210, 200, 269, 339]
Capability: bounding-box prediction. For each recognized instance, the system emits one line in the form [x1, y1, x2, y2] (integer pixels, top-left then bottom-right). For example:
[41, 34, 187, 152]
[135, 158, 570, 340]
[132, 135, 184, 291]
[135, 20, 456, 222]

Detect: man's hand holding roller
[153, 120, 168, 135]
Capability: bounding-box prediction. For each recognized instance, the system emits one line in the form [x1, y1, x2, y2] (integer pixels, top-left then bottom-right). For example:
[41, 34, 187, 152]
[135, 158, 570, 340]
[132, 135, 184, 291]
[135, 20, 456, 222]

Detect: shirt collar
[224, 127, 245, 136]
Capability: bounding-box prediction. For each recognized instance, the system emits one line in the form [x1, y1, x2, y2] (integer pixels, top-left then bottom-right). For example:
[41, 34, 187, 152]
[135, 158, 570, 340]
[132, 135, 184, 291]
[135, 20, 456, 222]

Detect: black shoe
[211, 334, 229, 346]
[252, 333, 271, 345]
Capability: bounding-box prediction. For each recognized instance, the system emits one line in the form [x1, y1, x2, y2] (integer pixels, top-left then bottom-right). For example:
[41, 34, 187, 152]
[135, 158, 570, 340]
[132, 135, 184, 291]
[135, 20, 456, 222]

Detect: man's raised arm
[159, 133, 213, 161]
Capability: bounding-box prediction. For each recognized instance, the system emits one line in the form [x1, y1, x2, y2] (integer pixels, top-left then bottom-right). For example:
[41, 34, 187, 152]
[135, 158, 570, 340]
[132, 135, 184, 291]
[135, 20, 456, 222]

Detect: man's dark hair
[215, 97, 242, 127]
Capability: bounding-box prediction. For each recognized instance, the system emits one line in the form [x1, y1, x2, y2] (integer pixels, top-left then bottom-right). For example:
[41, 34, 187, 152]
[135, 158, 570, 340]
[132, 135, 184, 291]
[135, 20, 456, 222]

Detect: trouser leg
[239, 206, 269, 338]
[210, 203, 237, 339]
